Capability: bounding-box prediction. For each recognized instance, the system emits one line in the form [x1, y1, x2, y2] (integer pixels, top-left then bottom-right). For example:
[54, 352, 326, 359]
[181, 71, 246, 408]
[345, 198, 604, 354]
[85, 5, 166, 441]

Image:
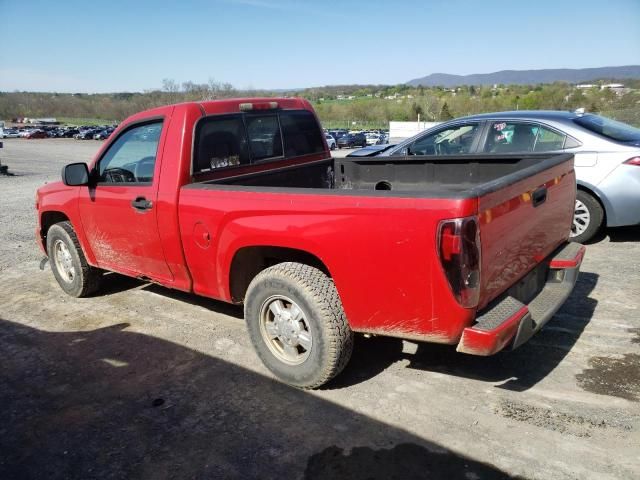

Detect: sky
[0, 0, 639, 93]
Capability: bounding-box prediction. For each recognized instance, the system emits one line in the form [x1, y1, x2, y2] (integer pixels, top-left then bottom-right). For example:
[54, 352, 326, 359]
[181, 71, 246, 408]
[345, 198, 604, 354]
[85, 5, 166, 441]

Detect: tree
[439, 102, 453, 120]
[410, 102, 424, 120]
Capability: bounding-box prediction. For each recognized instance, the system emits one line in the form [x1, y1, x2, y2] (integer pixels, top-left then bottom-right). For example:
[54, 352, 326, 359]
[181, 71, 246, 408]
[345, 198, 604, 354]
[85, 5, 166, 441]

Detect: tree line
[1, 78, 638, 127]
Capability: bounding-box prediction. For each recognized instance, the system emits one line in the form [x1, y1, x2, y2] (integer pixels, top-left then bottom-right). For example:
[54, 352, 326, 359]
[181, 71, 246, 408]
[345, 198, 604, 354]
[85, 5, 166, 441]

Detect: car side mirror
[61, 162, 90, 186]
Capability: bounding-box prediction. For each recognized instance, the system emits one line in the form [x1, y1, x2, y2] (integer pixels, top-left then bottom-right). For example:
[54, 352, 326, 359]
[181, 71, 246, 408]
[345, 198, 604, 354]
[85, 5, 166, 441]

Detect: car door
[398, 122, 483, 156]
[78, 118, 172, 282]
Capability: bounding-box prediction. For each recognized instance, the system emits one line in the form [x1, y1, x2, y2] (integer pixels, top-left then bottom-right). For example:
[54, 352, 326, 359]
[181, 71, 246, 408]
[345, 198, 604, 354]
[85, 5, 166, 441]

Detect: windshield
[574, 114, 640, 143]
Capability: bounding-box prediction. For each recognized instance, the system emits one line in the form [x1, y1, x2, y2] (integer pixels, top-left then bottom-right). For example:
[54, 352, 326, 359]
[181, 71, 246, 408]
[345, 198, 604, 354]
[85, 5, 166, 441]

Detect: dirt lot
[1, 138, 639, 479]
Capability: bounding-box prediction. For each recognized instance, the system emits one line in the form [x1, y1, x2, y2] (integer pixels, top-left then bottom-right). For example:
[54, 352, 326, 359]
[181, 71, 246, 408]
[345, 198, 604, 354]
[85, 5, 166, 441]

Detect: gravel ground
[1, 138, 639, 479]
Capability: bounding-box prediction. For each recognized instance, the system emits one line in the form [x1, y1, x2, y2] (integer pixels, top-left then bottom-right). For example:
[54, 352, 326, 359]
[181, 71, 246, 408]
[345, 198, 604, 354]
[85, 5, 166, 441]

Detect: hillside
[407, 65, 640, 87]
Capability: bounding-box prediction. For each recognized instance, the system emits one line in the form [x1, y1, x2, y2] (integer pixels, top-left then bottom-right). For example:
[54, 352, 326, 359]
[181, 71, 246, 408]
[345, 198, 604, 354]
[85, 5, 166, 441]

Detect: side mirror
[61, 162, 90, 186]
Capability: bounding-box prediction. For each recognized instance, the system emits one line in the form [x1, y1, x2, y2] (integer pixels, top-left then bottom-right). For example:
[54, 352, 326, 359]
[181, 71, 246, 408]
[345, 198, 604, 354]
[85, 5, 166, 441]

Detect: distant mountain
[407, 65, 640, 87]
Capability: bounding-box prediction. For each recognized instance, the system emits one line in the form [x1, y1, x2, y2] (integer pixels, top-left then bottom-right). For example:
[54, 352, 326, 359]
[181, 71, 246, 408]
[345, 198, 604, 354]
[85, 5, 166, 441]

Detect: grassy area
[57, 117, 117, 126]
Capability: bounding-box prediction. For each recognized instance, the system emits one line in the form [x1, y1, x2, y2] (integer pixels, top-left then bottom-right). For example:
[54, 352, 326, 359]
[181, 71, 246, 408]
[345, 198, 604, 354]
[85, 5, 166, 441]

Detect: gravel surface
[1, 138, 639, 479]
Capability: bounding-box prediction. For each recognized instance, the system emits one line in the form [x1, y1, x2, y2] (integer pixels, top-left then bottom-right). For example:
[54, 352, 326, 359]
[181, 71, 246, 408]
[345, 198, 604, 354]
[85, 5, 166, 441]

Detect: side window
[245, 114, 283, 161]
[533, 125, 567, 152]
[194, 115, 250, 173]
[563, 136, 581, 149]
[279, 110, 325, 157]
[485, 121, 540, 153]
[409, 124, 479, 155]
[98, 121, 163, 184]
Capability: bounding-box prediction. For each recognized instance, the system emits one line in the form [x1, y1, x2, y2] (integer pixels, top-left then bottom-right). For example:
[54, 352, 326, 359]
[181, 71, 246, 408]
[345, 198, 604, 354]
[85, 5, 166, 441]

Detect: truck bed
[197, 153, 572, 199]
[183, 153, 575, 331]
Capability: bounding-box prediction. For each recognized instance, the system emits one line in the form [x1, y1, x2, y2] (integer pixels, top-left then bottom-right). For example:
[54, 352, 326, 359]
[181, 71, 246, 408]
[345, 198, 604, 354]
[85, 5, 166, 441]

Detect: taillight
[623, 156, 640, 166]
[437, 216, 481, 308]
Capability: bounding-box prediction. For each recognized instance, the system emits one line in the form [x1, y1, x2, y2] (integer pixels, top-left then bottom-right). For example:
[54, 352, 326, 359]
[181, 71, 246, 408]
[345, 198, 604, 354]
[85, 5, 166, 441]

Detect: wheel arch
[229, 246, 331, 303]
[40, 211, 71, 250]
[40, 211, 96, 265]
[576, 181, 610, 226]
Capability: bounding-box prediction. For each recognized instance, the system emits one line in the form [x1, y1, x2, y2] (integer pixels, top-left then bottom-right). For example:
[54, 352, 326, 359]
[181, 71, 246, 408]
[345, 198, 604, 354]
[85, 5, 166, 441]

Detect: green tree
[439, 102, 453, 120]
[410, 102, 424, 120]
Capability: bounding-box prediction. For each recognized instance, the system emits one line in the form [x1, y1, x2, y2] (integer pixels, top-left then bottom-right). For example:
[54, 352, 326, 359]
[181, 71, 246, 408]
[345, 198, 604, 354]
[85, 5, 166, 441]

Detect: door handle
[131, 196, 152, 211]
[532, 186, 547, 207]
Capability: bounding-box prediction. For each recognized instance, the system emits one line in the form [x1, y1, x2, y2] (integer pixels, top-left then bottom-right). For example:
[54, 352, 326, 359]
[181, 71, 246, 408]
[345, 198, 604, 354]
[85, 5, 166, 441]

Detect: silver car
[354, 111, 640, 243]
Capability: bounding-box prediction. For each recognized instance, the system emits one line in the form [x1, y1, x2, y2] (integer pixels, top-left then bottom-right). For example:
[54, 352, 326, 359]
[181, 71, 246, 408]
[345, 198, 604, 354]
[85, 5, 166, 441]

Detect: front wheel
[46, 221, 102, 297]
[570, 190, 604, 243]
[244, 262, 353, 389]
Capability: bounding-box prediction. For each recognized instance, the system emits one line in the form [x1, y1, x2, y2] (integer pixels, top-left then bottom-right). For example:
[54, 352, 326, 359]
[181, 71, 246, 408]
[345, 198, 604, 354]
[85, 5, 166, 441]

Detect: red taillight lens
[623, 156, 640, 166]
[437, 216, 481, 308]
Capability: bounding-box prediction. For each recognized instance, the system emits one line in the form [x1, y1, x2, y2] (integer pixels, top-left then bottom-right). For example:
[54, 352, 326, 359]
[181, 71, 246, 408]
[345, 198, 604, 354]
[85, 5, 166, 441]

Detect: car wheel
[46, 221, 102, 297]
[570, 190, 604, 243]
[244, 262, 354, 389]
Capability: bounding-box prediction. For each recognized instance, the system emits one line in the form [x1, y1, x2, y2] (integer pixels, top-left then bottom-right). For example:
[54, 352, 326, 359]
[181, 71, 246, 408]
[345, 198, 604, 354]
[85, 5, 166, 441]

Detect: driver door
[78, 119, 172, 281]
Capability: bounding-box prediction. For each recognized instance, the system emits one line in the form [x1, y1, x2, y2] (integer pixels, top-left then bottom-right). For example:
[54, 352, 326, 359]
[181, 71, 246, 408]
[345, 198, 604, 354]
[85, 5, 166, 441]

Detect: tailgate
[477, 154, 576, 310]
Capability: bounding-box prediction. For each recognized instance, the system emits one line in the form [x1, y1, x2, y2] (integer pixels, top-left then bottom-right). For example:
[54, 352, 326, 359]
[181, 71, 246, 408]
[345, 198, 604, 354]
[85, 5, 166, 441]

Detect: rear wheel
[47, 221, 102, 297]
[244, 262, 353, 389]
[571, 190, 604, 243]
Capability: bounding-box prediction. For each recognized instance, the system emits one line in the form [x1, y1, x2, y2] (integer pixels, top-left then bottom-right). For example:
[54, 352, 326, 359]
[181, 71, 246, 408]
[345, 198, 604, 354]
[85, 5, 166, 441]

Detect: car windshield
[574, 114, 640, 143]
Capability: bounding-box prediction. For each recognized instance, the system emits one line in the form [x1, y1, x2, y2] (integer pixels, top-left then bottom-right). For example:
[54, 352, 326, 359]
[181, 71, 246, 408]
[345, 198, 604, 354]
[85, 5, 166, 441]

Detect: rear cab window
[193, 109, 325, 176]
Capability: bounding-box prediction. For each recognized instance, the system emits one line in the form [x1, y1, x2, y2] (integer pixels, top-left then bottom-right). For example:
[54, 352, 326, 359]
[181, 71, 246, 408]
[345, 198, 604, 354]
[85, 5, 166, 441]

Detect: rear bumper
[457, 242, 585, 356]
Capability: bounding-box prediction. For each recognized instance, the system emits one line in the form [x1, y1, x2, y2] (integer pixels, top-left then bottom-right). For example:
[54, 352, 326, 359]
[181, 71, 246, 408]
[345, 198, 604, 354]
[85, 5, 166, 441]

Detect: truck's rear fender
[178, 189, 476, 342]
[228, 246, 330, 303]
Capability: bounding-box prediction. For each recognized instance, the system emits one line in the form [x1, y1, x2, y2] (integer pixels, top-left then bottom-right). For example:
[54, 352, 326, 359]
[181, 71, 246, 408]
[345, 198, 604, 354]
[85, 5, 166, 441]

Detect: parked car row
[324, 129, 389, 149]
[348, 110, 640, 243]
[0, 124, 118, 140]
[74, 126, 116, 140]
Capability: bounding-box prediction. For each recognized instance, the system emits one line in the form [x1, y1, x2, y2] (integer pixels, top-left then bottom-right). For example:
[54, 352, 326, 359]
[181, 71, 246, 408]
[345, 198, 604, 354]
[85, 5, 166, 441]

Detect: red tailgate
[477, 155, 576, 310]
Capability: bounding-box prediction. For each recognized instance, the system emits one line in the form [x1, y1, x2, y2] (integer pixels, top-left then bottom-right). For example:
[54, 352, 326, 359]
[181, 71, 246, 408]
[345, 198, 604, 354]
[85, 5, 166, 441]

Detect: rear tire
[46, 221, 102, 297]
[571, 190, 604, 243]
[244, 262, 353, 389]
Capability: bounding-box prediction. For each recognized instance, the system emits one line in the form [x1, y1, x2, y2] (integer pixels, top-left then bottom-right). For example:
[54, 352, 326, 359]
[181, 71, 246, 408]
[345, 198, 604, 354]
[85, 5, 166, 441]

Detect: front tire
[46, 221, 102, 297]
[244, 262, 353, 389]
[570, 190, 604, 243]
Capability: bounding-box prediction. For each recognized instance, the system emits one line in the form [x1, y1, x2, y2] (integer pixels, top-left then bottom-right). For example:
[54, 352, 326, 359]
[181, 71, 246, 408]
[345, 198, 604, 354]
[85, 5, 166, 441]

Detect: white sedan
[325, 133, 336, 150]
[365, 133, 381, 145]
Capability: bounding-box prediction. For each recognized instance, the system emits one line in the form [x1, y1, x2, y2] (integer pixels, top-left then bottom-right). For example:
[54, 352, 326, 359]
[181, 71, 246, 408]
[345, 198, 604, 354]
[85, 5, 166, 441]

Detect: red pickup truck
[36, 98, 584, 388]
